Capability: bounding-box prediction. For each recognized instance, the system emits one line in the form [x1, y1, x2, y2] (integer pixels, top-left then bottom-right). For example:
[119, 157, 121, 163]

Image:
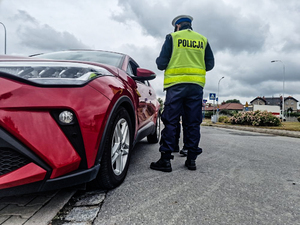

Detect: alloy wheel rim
[111, 118, 129, 175]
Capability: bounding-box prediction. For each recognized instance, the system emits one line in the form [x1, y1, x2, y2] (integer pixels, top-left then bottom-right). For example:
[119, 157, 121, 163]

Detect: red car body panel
[0, 51, 160, 196]
[0, 110, 81, 178]
[0, 163, 46, 189]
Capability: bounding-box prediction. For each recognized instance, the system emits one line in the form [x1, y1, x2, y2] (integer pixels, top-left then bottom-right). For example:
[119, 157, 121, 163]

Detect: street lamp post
[271, 60, 285, 120]
[0, 22, 7, 54]
[217, 76, 225, 119]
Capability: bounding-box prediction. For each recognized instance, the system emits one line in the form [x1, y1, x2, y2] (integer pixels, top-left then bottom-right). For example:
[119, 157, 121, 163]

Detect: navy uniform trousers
[160, 83, 203, 160]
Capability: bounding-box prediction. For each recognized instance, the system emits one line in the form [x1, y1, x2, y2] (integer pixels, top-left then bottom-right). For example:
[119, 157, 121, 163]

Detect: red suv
[0, 50, 160, 196]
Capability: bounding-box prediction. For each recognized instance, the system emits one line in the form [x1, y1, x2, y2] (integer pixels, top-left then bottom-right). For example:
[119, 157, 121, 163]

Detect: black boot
[150, 153, 174, 172]
[185, 148, 202, 170]
[179, 148, 188, 156]
[185, 159, 196, 170]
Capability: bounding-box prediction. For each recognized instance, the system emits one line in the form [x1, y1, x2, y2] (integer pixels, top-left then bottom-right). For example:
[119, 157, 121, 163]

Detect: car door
[126, 60, 156, 129]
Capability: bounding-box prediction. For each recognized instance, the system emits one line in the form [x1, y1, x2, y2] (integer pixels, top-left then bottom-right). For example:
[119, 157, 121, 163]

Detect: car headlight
[0, 61, 113, 86]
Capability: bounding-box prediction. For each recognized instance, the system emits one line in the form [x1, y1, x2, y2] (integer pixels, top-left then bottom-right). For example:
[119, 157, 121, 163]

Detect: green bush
[218, 116, 229, 123]
[219, 109, 238, 116]
[204, 111, 213, 119]
[229, 110, 281, 126]
[297, 117, 300, 122]
[291, 112, 300, 117]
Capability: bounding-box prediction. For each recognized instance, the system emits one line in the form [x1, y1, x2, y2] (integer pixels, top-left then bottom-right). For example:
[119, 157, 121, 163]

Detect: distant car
[0, 50, 160, 197]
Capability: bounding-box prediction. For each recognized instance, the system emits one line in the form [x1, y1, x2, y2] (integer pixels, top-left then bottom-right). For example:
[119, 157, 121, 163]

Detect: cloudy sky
[0, 0, 299, 107]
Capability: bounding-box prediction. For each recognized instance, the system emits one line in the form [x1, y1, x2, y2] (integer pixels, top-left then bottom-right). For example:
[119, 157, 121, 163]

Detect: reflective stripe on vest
[165, 67, 206, 76]
[164, 29, 207, 89]
[164, 75, 206, 87]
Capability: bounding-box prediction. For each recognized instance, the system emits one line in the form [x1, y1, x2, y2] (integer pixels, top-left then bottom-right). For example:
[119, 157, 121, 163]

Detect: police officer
[150, 15, 214, 172]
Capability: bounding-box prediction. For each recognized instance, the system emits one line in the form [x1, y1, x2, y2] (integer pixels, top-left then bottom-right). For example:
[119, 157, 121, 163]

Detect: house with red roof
[204, 102, 244, 113]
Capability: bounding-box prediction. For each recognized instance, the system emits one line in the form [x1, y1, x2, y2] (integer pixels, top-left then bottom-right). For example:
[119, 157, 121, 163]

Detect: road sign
[209, 93, 216, 100]
[203, 99, 207, 103]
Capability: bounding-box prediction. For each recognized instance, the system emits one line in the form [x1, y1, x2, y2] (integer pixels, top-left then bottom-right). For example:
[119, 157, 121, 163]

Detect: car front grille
[0, 148, 31, 176]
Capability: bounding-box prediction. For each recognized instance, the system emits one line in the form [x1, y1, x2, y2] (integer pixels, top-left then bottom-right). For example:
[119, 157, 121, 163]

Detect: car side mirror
[132, 68, 156, 81]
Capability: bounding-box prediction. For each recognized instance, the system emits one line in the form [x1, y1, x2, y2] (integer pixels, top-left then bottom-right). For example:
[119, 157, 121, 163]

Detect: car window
[126, 64, 134, 76]
[32, 51, 124, 68]
[128, 60, 138, 76]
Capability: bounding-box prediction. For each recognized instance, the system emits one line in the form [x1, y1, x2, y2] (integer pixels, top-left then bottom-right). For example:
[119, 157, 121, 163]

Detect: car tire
[91, 107, 133, 190]
[147, 113, 161, 143]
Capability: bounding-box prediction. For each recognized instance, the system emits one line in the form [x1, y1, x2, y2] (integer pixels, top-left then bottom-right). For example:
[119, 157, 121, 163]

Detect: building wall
[251, 97, 298, 112]
[251, 99, 265, 105]
[285, 98, 297, 111]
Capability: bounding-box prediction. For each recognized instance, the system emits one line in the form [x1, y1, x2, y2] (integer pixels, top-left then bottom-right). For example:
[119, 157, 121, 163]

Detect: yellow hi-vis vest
[164, 29, 207, 89]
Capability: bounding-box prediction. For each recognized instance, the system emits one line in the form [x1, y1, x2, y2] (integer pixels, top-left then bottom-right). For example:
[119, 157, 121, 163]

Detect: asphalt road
[94, 126, 300, 225]
[2, 126, 300, 224]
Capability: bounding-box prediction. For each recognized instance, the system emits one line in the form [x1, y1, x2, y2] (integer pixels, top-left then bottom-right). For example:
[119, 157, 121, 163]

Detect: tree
[287, 107, 293, 113]
[225, 99, 241, 104]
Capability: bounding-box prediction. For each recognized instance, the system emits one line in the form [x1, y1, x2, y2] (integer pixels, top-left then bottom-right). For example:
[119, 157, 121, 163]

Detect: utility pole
[0, 22, 7, 54]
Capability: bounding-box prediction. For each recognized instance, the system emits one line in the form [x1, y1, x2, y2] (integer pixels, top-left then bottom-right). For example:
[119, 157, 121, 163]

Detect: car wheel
[147, 113, 161, 143]
[91, 107, 132, 190]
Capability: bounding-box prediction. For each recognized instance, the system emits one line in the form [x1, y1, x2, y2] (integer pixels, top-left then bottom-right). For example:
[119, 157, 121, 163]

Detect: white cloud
[0, 0, 299, 107]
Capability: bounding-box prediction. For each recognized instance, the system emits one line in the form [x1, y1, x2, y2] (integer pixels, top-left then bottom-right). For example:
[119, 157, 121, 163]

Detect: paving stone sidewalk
[0, 189, 76, 225]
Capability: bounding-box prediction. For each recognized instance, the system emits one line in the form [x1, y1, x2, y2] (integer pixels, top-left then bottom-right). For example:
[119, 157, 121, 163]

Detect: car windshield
[32, 51, 124, 68]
